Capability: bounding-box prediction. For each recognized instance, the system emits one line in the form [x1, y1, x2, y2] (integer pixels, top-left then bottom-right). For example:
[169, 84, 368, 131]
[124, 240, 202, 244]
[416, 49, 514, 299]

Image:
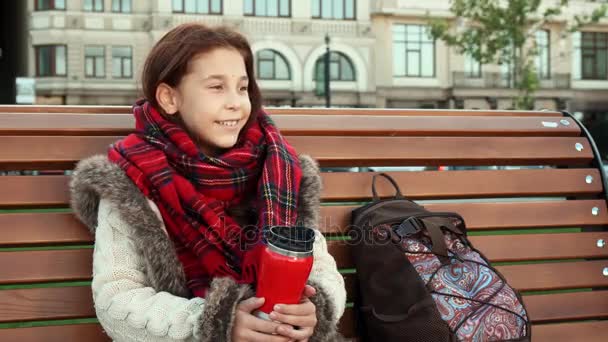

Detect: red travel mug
[255, 225, 315, 320]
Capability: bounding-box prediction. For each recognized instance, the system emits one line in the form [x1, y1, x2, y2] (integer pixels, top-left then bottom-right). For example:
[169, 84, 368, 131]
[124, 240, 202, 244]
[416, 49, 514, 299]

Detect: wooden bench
[0, 105, 607, 341]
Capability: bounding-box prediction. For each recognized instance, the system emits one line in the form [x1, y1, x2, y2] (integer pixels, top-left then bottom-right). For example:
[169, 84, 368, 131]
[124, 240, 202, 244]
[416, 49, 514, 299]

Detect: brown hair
[141, 23, 262, 121]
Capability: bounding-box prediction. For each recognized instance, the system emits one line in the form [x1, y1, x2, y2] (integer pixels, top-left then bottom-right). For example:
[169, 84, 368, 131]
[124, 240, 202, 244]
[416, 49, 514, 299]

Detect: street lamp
[324, 34, 331, 107]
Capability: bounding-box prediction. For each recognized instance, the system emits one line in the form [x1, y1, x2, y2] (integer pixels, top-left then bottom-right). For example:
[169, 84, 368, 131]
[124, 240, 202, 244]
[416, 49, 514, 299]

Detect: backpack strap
[372, 173, 404, 201]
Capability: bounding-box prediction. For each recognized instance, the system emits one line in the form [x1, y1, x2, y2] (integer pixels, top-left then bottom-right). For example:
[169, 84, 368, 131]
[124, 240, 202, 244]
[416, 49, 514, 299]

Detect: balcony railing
[453, 72, 571, 89]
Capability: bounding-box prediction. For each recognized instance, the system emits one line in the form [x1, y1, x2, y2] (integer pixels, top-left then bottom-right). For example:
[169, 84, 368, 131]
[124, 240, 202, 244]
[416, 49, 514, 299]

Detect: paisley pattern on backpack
[402, 231, 529, 341]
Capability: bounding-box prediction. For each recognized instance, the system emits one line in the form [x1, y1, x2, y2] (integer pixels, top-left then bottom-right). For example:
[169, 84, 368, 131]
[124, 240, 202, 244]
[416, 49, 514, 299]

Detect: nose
[224, 90, 242, 111]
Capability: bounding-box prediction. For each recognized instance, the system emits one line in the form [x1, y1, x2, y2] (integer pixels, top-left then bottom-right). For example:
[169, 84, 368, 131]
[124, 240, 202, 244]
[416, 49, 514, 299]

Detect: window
[312, 0, 355, 20]
[244, 0, 290, 17]
[535, 30, 551, 79]
[173, 0, 223, 14]
[256, 50, 291, 80]
[464, 53, 481, 78]
[35, 45, 67, 76]
[35, 0, 65, 10]
[580, 32, 608, 80]
[314, 52, 355, 81]
[111, 0, 132, 13]
[112, 46, 132, 78]
[85, 46, 105, 78]
[392, 24, 435, 77]
[84, 0, 104, 12]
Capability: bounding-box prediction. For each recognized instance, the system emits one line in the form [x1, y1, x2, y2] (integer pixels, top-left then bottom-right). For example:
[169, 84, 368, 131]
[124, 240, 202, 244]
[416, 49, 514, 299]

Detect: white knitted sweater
[92, 198, 346, 341]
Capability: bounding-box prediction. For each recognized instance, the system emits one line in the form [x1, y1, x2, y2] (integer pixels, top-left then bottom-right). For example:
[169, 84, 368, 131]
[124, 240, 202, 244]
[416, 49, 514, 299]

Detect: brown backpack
[350, 173, 531, 342]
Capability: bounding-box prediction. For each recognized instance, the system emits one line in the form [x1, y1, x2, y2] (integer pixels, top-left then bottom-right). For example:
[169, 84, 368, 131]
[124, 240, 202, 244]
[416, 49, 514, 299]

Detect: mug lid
[264, 226, 316, 253]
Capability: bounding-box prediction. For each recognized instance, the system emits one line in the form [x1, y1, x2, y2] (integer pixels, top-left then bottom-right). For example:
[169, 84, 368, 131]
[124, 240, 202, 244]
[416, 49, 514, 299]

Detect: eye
[210, 84, 223, 90]
[240, 86, 249, 92]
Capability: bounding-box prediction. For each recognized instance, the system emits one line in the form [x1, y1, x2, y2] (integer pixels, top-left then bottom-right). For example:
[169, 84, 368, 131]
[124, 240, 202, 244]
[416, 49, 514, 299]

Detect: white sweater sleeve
[91, 198, 205, 342]
[308, 229, 347, 322]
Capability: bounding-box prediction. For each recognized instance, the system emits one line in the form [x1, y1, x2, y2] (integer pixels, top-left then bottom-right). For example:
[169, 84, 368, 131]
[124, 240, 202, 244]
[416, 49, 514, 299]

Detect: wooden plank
[319, 200, 608, 234]
[498, 260, 608, 291]
[270, 108, 564, 117]
[533, 321, 608, 342]
[0, 287, 94, 322]
[321, 169, 603, 201]
[469, 232, 608, 262]
[0, 250, 92, 285]
[0, 136, 119, 170]
[10, 250, 606, 290]
[0, 105, 563, 116]
[1, 200, 605, 247]
[290, 136, 594, 167]
[0, 324, 108, 342]
[337, 309, 608, 340]
[343, 290, 608, 324]
[0, 114, 579, 137]
[0, 114, 134, 136]
[340, 260, 608, 299]
[0, 176, 70, 208]
[0, 136, 594, 170]
[329, 232, 608, 269]
[0, 213, 91, 247]
[0, 105, 130, 114]
[275, 115, 580, 137]
[525, 291, 608, 323]
[1, 169, 602, 209]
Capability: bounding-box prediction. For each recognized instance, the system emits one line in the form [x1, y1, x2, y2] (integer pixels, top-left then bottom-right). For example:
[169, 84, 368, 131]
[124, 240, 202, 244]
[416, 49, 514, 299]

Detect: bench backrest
[0, 106, 607, 341]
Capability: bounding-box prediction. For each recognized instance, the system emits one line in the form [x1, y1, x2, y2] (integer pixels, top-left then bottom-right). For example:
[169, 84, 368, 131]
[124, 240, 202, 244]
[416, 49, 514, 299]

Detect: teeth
[217, 120, 238, 127]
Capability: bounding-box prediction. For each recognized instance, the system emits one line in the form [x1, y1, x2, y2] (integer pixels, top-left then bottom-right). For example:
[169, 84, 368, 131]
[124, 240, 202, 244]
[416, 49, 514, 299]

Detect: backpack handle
[372, 173, 404, 200]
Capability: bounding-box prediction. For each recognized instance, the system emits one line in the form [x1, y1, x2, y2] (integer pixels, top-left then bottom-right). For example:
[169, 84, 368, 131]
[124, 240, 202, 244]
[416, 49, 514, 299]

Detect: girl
[70, 23, 346, 342]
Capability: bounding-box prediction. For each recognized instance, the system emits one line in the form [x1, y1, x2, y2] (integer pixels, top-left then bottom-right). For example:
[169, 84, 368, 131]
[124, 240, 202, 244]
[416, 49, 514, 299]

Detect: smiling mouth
[216, 120, 239, 127]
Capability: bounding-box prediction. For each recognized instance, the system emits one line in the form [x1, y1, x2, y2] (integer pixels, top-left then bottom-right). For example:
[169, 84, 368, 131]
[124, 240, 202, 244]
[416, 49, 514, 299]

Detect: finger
[237, 297, 265, 313]
[245, 313, 288, 335]
[302, 285, 316, 299]
[269, 310, 317, 328]
[274, 300, 315, 316]
[276, 324, 314, 341]
[246, 329, 293, 342]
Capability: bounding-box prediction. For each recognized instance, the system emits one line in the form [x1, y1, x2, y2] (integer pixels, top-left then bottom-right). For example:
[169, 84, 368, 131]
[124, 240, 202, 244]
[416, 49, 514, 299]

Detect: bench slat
[2, 199, 606, 247]
[533, 321, 608, 342]
[320, 199, 608, 234]
[341, 260, 608, 298]
[0, 136, 594, 170]
[1, 279, 605, 336]
[0, 287, 94, 323]
[2, 248, 605, 292]
[0, 176, 70, 208]
[0, 213, 91, 247]
[292, 136, 593, 167]
[0, 324, 108, 342]
[525, 291, 608, 323]
[2, 308, 604, 342]
[0, 250, 92, 285]
[0, 169, 602, 208]
[0, 114, 580, 137]
[322, 169, 603, 201]
[0, 106, 563, 117]
[328, 232, 608, 268]
[335, 292, 608, 334]
[338, 309, 608, 340]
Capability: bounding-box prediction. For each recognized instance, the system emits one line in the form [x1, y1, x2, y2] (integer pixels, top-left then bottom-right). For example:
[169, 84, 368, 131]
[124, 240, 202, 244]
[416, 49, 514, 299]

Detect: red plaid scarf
[108, 100, 302, 297]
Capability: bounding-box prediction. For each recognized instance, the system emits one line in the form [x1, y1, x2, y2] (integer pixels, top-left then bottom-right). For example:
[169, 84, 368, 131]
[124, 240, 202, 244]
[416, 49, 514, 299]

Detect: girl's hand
[232, 297, 294, 342]
[270, 285, 318, 342]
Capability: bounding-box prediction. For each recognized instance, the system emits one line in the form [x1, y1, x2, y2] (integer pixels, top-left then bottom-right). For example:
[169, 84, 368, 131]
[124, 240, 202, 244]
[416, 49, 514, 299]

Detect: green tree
[429, 0, 607, 109]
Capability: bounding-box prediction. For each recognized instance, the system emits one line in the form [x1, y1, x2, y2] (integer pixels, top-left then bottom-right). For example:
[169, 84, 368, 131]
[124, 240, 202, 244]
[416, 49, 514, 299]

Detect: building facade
[24, 0, 608, 114]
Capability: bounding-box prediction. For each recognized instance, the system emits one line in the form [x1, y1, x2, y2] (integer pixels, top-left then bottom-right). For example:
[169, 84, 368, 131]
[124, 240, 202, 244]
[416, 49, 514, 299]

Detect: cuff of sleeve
[197, 277, 254, 342]
[308, 280, 346, 342]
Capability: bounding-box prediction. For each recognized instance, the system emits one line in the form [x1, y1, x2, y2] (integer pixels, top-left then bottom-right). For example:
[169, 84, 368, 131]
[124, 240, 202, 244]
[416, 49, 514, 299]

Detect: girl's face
[161, 47, 252, 156]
